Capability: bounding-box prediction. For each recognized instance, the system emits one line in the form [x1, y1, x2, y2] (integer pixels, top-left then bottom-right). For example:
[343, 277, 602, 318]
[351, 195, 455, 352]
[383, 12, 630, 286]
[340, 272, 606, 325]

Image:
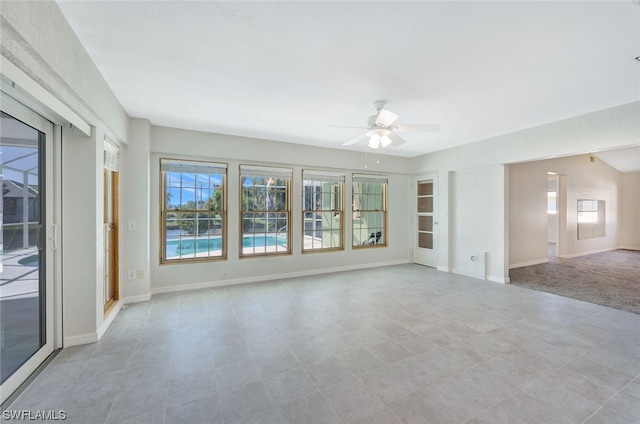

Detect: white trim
[64, 332, 98, 347]
[436, 265, 450, 272]
[303, 169, 346, 182]
[0, 56, 91, 136]
[125, 293, 153, 304]
[152, 259, 409, 295]
[488, 274, 509, 284]
[240, 164, 293, 178]
[97, 300, 125, 341]
[557, 247, 619, 259]
[509, 258, 550, 269]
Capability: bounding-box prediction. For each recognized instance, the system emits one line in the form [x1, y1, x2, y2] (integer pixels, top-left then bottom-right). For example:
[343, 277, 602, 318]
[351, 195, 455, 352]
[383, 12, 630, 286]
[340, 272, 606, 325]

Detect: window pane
[418, 182, 433, 196]
[418, 216, 433, 232]
[240, 166, 292, 256]
[302, 174, 343, 252]
[419, 232, 433, 249]
[161, 159, 226, 263]
[352, 177, 387, 247]
[417, 197, 433, 213]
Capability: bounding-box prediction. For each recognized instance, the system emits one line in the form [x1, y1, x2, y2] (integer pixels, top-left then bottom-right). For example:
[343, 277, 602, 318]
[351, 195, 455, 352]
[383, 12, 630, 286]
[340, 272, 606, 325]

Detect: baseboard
[64, 332, 98, 347]
[124, 293, 152, 304]
[617, 246, 640, 251]
[436, 266, 450, 272]
[449, 267, 508, 284]
[558, 247, 619, 259]
[509, 258, 549, 269]
[152, 259, 410, 295]
[450, 268, 478, 280]
[488, 275, 509, 284]
[97, 300, 124, 341]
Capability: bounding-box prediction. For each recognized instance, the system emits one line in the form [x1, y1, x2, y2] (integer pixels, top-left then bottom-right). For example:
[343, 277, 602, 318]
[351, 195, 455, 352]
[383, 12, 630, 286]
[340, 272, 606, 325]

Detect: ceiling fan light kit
[339, 100, 441, 153]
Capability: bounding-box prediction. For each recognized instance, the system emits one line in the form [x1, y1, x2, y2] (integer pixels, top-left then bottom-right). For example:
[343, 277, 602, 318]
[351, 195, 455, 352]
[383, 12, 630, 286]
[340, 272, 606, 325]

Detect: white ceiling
[56, 1, 640, 158]
[595, 146, 640, 173]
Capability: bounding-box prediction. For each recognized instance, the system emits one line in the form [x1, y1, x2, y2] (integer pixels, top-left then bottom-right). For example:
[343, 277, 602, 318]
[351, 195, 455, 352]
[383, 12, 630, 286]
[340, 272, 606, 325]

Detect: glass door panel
[0, 99, 55, 404]
[0, 112, 45, 384]
[417, 181, 434, 249]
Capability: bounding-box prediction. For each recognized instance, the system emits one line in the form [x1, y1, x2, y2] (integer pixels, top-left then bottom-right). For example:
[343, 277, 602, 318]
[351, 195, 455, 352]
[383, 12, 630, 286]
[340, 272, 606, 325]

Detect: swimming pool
[166, 235, 287, 257]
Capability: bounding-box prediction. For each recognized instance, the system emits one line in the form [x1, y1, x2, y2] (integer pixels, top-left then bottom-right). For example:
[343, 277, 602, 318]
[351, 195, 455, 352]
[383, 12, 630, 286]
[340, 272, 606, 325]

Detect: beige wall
[509, 154, 637, 269]
[619, 171, 640, 249]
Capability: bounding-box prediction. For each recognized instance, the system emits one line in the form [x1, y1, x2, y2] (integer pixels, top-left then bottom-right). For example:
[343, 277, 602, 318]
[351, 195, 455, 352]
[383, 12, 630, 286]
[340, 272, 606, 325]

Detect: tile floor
[6, 264, 640, 423]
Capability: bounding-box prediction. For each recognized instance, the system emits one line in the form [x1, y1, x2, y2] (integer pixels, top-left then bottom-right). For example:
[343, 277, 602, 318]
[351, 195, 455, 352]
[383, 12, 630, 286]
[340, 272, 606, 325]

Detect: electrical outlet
[136, 270, 144, 279]
[128, 269, 136, 280]
[222, 271, 228, 279]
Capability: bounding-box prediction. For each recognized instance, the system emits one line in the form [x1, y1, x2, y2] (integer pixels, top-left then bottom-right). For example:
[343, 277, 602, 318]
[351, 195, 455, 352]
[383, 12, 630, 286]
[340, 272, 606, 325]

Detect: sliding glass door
[0, 98, 56, 404]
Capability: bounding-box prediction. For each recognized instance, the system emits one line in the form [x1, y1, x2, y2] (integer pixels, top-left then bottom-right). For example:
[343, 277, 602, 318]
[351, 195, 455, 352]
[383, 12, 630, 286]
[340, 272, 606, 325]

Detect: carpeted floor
[509, 246, 640, 314]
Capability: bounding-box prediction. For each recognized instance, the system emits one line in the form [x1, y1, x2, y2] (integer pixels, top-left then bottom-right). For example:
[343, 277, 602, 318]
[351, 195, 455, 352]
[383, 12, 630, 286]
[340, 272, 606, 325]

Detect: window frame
[352, 174, 388, 249]
[159, 158, 228, 264]
[302, 170, 345, 253]
[239, 164, 292, 258]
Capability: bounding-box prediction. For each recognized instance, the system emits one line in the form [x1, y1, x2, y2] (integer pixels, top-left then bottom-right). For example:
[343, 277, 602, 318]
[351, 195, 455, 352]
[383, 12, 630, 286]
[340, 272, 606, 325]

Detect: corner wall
[509, 154, 630, 268]
[409, 101, 639, 283]
[1, 0, 130, 345]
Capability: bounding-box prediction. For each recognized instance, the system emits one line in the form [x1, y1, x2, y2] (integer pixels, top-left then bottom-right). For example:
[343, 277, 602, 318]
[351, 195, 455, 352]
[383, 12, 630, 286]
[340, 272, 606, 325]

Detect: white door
[413, 173, 438, 267]
[0, 95, 58, 404]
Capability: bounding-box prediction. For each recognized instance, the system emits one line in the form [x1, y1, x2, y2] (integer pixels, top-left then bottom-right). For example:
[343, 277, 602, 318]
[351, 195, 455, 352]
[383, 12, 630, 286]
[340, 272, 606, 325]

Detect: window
[160, 159, 227, 263]
[352, 174, 388, 247]
[240, 165, 292, 256]
[577, 199, 600, 223]
[302, 170, 344, 252]
[577, 199, 606, 240]
[547, 191, 557, 215]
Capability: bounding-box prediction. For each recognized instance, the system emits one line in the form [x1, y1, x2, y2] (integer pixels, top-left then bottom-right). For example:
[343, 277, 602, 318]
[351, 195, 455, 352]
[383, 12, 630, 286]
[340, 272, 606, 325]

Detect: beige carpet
[509, 247, 640, 315]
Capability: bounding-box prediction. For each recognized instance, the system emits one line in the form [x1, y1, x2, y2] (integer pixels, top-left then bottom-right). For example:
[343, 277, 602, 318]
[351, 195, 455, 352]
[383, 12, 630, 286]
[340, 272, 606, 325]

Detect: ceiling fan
[338, 101, 441, 149]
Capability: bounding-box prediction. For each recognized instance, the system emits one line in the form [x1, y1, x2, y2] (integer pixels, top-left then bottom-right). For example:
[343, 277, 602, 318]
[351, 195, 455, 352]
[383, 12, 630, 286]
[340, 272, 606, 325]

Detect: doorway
[103, 140, 119, 314]
[0, 99, 58, 404]
[547, 174, 558, 258]
[413, 173, 438, 268]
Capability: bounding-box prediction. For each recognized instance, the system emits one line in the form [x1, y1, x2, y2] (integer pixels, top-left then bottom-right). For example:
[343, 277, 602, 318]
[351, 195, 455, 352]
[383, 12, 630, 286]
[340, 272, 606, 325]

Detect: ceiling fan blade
[375, 109, 399, 127]
[394, 124, 441, 133]
[388, 132, 406, 147]
[328, 125, 369, 130]
[342, 133, 368, 146]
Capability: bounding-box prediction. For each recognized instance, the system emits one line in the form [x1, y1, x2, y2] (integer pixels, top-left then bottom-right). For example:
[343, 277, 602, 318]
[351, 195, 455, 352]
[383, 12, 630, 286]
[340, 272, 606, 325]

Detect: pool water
[166, 235, 287, 257]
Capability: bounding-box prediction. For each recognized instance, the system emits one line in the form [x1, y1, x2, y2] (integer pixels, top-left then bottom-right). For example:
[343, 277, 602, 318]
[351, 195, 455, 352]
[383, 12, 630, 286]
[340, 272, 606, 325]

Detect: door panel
[0, 98, 56, 404]
[414, 174, 438, 267]
[103, 168, 118, 313]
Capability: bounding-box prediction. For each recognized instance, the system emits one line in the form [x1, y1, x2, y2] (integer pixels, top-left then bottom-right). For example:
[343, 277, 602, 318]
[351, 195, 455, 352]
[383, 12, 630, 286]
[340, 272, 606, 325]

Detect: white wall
[149, 126, 410, 292]
[61, 126, 101, 344]
[0, 0, 128, 142]
[1, 0, 130, 344]
[508, 163, 549, 267]
[450, 165, 507, 282]
[121, 119, 151, 302]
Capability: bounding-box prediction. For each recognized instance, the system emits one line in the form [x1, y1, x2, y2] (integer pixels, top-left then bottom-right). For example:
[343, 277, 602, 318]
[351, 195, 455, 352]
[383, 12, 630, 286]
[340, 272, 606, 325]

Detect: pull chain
[364, 145, 369, 169]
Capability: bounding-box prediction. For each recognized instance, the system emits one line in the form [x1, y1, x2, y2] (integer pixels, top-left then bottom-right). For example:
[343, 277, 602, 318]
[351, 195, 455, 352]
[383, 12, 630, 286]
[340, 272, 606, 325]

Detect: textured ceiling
[56, 1, 640, 157]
